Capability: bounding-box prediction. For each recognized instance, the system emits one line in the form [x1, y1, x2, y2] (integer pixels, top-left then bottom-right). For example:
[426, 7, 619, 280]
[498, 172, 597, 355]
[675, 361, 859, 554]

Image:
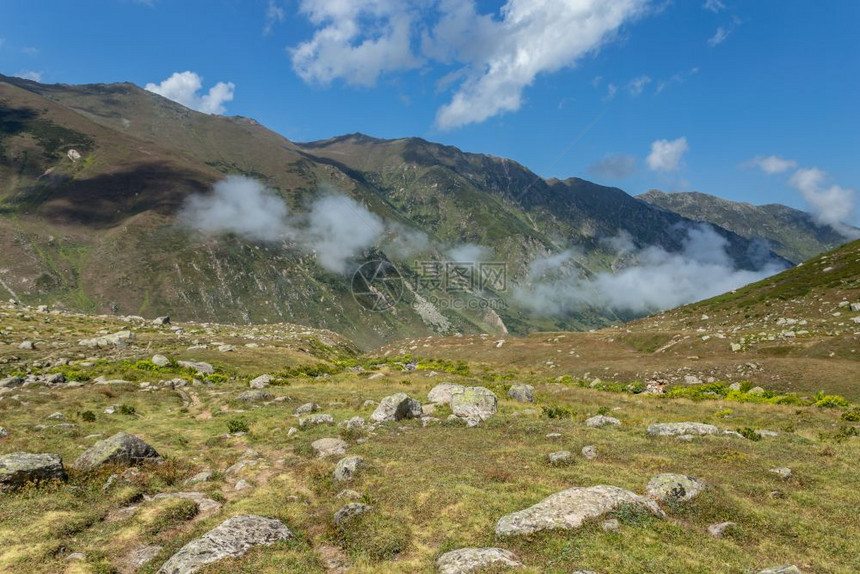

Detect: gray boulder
[436, 547, 522, 574]
[370, 393, 422, 422]
[581, 445, 598, 460]
[236, 390, 272, 403]
[0, 427, 8, 438]
[496, 485, 662, 537]
[585, 415, 621, 427]
[758, 567, 801, 574]
[0, 376, 24, 388]
[451, 387, 498, 426]
[507, 384, 534, 403]
[427, 383, 465, 405]
[79, 330, 134, 348]
[0, 452, 66, 492]
[645, 473, 706, 503]
[152, 354, 171, 367]
[333, 503, 373, 525]
[708, 521, 736, 539]
[156, 514, 292, 574]
[548, 451, 573, 465]
[312, 438, 348, 458]
[334, 456, 365, 482]
[295, 402, 320, 415]
[249, 374, 272, 389]
[299, 414, 335, 428]
[178, 361, 214, 375]
[647, 422, 719, 437]
[72, 432, 161, 471]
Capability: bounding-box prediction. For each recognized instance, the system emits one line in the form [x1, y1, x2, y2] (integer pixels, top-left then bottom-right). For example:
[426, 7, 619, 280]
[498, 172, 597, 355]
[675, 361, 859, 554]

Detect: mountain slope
[638, 189, 849, 263]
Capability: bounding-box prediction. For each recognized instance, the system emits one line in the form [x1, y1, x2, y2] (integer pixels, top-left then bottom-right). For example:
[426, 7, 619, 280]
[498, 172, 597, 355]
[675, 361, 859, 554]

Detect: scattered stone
[370, 393, 422, 422]
[645, 473, 706, 503]
[770, 467, 792, 479]
[249, 374, 272, 389]
[581, 445, 598, 460]
[507, 384, 535, 403]
[427, 383, 465, 405]
[156, 515, 292, 574]
[333, 503, 373, 525]
[0, 376, 24, 388]
[128, 545, 163, 568]
[495, 485, 662, 536]
[299, 414, 335, 428]
[66, 552, 86, 561]
[683, 375, 703, 385]
[0, 452, 67, 491]
[72, 432, 161, 471]
[295, 402, 320, 415]
[46, 412, 67, 420]
[647, 422, 719, 437]
[184, 471, 213, 486]
[218, 345, 236, 352]
[340, 416, 366, 430]
[334, 456, 365, 482]
[758, 567, 801, 574]
[585, 415, 621, 428]
[235, 479, 252, 490]
[178, 361, 214, 375]
[748, 386, 766, 395]
[150, 491, 222, 513]
[601, 518, 620, 532]
[548, 451, 573, 465]
[236, 390, 272, 403]
[336, 489, 362, 500]
[19, 340, 35, 350]
[708, 522, 736, 538]
[152, 354, 171, 367]
[545, 433, 562, 439]
[0, 427, 8, 438]
[152, 316, 170, 326]
[287, 427, 298, 437]
[436, 547, 523, 574]
[79, 330, 134, 348]
[451, 387, 498, 426]
[312, 438, 348, 458]
[755, 430, 780, 438]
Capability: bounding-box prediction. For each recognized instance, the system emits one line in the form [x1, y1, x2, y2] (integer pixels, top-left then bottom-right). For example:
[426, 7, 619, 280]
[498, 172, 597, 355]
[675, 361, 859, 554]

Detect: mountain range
[0, 74, 849, 347]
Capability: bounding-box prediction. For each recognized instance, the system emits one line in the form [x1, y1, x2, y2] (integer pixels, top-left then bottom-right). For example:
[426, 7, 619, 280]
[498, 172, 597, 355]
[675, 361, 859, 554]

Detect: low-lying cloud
[789, 168, 860, 238]
[514, 224, 786, 316]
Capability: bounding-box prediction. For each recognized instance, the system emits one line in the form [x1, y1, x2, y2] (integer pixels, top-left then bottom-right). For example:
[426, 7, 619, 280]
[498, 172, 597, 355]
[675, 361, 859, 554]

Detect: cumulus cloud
[702, 0, 725, 13]
[788, 168, 859, 238]
[264, 0, 286, 35]
[289, 0, 649, 128]
[745, 155, 797, 174]
[290, 0, 421, 87]
[627, 75, 651, 97]
[514, 224, 786, 316]
[647, 137, 688, 172]
[588, 154, 637, 179]
[180, 176, 387, 273]
[145, 71, 235, 115]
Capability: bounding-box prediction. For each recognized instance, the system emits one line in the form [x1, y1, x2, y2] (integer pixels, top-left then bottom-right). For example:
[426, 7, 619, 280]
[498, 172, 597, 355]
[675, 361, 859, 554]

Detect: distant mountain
[638, 190, 849, 264]
[0, 74, 797, 345]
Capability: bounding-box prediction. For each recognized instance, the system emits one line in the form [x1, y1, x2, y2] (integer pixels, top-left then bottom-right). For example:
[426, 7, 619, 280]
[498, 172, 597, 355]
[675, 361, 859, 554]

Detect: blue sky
[1, 0, 858, 227]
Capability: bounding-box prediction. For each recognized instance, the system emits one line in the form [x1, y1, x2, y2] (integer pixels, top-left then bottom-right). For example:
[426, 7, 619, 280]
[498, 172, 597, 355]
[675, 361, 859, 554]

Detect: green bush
[542, 405, 576, 419]
[815, 393, 850, 409]
[119, 404, 136, 416]
[841, 408, 860, 422]
[333, 511, 411, 562]
[146, 498, 198, 535]
[737, 427, 762, 441]
[80, 410, 96, 422]
[226, 417, 250, 434]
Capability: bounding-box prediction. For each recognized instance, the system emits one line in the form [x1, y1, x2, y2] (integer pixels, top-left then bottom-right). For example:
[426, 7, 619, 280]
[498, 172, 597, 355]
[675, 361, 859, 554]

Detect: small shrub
[204, 373, 229, 385]
[610, 503, 657, 527]
[542, 405, 576, 419]
[119, 404, 136, 416]
[815, 392, 850, 409]
[226, 417, 250, 434]
[596, 406, 610, 416]
[146, 498, 198, 535]
[333, 511, 411, 562]
[714, 409, 732, 418]
[737, 427, 762, 441]
[80, 410, 96, 422]
[841, 408, 860, 422]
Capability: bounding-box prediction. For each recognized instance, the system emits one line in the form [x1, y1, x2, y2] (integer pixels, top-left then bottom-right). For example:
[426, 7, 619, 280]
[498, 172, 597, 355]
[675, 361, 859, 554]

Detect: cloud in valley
[588, 154, 637, 179]
[145, 71, 235, 115]
[647, 137, 688, 172]
[788, 168, 859, 238]
[289, 0, 651, 129]
[514, 224, 786, 316]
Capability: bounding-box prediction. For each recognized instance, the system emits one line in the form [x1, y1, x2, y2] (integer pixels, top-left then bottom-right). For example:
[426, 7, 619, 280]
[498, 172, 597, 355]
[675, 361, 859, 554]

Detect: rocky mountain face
[0, 75, 810, 346]
[638, 190, 849, 264]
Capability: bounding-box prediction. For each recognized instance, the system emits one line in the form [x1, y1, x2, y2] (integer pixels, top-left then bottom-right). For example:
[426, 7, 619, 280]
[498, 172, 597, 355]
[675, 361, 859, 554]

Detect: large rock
[334, 456, 365, 482]
[0, 375, 24, 388]
[370, 393, 422, 422]
[312, 438, 348, 458]
[645, 473, 706, 503]
[152, 354, 171, 367]
[72, 432, 161, 471]
[333, 503, 373, 525]
[299, 414, 335, 428]
[0, 452, 67, 492]
[156, 514, 292, 574]
[178, 361, 214, 375]
[236, 390, 272, 403]
[249, 374, 272, 389]
[79, 330, 135, 348]
[295, 402, 320, 415]
[585, 415, 621, 428]
[436, 547, 523, 574]
[507, 384, 534, 403]
[495, 485, 662, 537]
[647, 422, 719, 437]
[451, 387, 498, 426]
[427, 383, 465, 405]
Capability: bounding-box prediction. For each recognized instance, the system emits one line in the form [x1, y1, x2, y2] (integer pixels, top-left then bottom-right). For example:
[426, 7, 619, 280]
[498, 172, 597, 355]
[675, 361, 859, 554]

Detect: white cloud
[145, 71, 235, 115]
[647, 137, 688, 172]
[702, 0, 726, 13]
[290, 0, 422, 87]
[745, 155, 797, 174]
[604, 83, 618, 101]
[588, 154, 637, 179]
[289, 0, 650, 128]
[264, 0, 286, 35]
[707, 26, 730, 46]
[14, 70, 43, 82]
[788, 168, 859, 237]
[626, 75, 651, 97]
[514, 224, 786, 316]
